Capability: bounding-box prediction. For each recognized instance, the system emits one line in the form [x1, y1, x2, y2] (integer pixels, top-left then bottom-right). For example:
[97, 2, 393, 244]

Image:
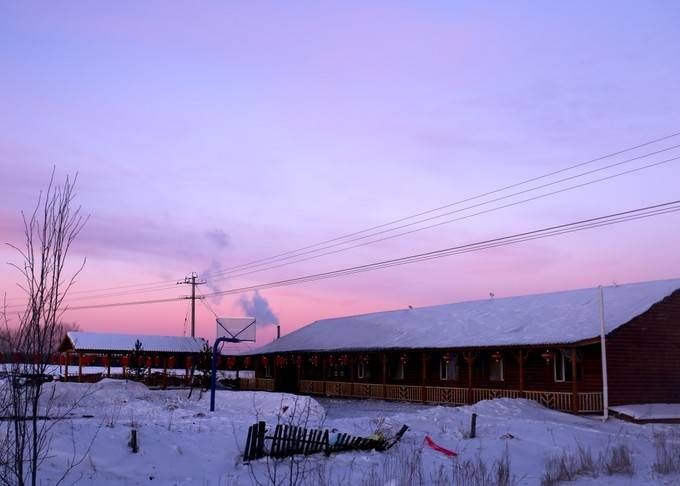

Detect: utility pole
[178, 272, 206, 337]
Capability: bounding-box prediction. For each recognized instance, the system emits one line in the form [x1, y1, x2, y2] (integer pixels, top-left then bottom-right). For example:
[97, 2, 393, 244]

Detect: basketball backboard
[216, 317, 256, 342]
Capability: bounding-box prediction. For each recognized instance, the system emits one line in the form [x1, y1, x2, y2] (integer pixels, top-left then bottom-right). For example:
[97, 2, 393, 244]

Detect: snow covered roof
[252, 278, 680, 354]
[60, 331, 207, 354]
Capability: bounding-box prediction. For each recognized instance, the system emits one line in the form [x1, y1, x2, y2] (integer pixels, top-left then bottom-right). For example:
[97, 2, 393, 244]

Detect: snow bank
[611, 403, 680, 420]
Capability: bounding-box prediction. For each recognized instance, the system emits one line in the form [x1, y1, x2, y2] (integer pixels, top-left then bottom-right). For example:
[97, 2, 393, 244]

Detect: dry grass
[652, 431, 680, 475]
[541, 442, 634, 486]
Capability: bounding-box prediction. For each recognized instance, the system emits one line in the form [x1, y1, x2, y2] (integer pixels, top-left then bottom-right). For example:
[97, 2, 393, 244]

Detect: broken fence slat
[256, 422, 266, 459]
[243, 425, 254, 462]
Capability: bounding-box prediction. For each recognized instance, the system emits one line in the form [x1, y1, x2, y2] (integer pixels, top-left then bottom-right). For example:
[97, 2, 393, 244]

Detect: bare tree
[1, 171, 88, 486]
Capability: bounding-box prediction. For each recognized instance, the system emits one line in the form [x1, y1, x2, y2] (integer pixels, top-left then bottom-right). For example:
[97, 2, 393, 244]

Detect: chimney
[276, 325, 281, 339]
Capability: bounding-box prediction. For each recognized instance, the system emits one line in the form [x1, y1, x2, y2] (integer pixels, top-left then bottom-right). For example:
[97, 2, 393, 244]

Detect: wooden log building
[58, 331, 207, 381]
[235, 278, 680, 413]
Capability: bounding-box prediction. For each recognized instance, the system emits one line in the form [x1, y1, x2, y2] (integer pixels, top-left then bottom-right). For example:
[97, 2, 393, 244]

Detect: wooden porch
[238, 344, 606, 413]
[239, 378, 603, 413]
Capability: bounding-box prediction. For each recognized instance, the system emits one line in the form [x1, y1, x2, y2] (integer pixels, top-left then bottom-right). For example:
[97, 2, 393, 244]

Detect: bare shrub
[652, 431, 680, 475]
[1, 171, 94, 486]
[541, 450, 579, 486]
[247, 395, 324, 486]
[542, 442, 633, 485]
[600, 444, 634, 476]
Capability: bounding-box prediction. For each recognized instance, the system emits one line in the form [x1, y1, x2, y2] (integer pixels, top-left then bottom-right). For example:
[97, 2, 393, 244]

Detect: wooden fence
[295, 380, 602, 413]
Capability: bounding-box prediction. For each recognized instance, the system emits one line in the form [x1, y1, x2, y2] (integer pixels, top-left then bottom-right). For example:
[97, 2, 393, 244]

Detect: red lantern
[275, 355, 286, 368]
[227, 357, 236, 369]
[185, 356, 193, 369]
[102, 355, 110, 368]
[33, 353, 41, 365]
[146, 356, 152, 368]
[59, 354, 66, 366]
[541, 350, 553, 363]
[121, 355, 130, 368]
[309, 355, 319, 367]
[244, 357, 252, 369]
[491, 351, 502, 363]
[261, 356, 269, 368]
[168, 356, 176, 369]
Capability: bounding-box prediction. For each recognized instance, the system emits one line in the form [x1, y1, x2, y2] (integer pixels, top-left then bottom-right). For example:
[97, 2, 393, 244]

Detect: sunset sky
[1, 1, 679, 348]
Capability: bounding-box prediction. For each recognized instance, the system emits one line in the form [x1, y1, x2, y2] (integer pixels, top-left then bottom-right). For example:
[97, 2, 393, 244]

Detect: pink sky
[1, 1, 680, 347]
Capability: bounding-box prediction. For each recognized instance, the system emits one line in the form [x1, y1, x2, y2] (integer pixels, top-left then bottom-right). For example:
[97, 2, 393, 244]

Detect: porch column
[463, 352, 476, 405]
[381, 352, 387, 399]
[349, 354, 355, 395]
[78, 352, 83, 382]
[571, 347, 578, 413]
[516, 350, 528, 396]
[64, 352, 69, 380]
[421, 352, 428, 404]
[107, 353, 111, 378]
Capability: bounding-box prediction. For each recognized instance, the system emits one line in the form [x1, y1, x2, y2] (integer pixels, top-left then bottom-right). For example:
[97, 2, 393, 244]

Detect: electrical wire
[194, 200, 680, 297]
[201, 131, 680, 279]
[52, 199, 680, 310]
[200, 154, 680, 284]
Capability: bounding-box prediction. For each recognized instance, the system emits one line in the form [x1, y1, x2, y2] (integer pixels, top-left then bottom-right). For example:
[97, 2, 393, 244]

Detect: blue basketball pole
[210, 337, 237, 412]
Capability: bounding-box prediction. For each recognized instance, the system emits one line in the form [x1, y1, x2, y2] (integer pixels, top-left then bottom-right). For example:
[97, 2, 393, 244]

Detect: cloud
[237, 291, 279, 327]
[205, 229, 230, 249]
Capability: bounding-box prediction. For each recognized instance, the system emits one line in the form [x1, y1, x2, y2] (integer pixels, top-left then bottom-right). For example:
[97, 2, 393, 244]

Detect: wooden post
[107, 353, 111, 378]
[64, 353, 69, 380]
[470, 413, 477, 439]
[78, 353, 83, 383]
[515, 350, 528, 396]
[129, 429, 138, 453]
[463, 352, 476, 405]
[421, 352, 428, 403]
[381, 352, 387, 399]
[571, 347, 579, 413]
[349, 354, 355, 395]
[162, 356, 168, 389]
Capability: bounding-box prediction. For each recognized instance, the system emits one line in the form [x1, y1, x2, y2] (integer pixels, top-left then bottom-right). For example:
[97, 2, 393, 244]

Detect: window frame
[357, 361, 366, 379]
[439, 354, 459, 381]
[489, 357, 504, 382]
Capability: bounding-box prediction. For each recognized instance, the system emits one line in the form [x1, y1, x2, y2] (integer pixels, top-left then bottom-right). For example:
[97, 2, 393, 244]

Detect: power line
[5, 131, 679, 304]
[201, 131, 680, 279]
[195, 199, 680, 297]
[200, 296, 219, 318]
[56, 200, 680, 311]
[201, 153, 680, 284]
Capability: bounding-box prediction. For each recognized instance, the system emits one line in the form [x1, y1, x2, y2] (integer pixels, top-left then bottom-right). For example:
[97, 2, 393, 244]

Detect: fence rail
[297, 380, 601, 412]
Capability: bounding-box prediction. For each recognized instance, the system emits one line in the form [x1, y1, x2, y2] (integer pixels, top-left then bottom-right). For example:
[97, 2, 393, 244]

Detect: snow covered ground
[610, 404, 680, 421]
[16, 380, 680, 485]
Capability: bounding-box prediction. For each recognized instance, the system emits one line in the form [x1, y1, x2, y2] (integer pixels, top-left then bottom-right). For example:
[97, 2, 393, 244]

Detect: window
[554, 349, 581, 382]
[440, 354, 459, 380]
[489, 358, 504, 381]
[357, 362, 369, 379]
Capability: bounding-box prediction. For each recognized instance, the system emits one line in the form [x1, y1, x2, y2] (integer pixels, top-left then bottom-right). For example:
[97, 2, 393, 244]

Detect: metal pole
[191, 273, 196, 338]
[599, 286, 609, 420]
[210, 337, 238, 412]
